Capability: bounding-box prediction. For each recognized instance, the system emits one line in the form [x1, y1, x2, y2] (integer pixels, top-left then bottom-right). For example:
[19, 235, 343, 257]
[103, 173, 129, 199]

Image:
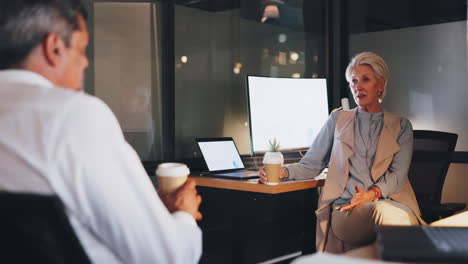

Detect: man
[0, 0, 202, 263]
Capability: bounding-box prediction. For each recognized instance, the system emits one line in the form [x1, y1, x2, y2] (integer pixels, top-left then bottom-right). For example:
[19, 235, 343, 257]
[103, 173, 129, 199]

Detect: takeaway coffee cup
[263, 152, 284, 185]
[156, 163, 190, 193]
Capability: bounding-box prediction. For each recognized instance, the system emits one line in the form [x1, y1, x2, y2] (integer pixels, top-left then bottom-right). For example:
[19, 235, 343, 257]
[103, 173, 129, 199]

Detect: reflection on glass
[278, 33, 287, 43]
[290, 51, 299, 62]
[291, 73, 301, 78]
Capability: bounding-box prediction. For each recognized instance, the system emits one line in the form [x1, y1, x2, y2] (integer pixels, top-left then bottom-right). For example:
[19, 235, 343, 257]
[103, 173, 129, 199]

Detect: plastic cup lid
[156, 163, 190, 177]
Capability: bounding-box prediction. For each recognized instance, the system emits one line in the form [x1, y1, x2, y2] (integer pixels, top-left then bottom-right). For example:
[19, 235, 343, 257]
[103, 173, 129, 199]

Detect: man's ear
[42, 33, 66, 67]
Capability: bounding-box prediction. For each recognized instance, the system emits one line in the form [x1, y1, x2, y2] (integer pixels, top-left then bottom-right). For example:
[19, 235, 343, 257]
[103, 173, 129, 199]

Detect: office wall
[350, 21, 468, 150]
[350, 20, 468, 207]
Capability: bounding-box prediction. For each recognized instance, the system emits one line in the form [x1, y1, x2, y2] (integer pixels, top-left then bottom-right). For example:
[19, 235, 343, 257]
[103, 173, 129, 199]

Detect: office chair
[408, 130, 465, 223]
[0, 192, 91, 264]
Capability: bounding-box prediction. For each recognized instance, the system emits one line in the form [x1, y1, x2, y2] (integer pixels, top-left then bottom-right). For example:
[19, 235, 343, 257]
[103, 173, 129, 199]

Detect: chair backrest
[0, 192, 91, 264]
[408, 130, 458, 210]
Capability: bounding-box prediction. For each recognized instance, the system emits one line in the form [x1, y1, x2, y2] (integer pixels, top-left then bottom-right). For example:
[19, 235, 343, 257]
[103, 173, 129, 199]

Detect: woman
[259, 52, 424, 253]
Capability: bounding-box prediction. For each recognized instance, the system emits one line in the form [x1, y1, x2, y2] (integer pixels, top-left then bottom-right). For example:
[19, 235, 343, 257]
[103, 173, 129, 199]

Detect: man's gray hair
[0, 0, 86, 69]
[345, 52, 389, 100]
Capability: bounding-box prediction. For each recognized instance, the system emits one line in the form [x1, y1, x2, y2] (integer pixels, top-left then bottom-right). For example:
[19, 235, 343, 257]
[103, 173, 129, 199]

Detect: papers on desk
[291, 253, 402, 264]
[430, 211, 468, 227]
[315, 170, 327, 180]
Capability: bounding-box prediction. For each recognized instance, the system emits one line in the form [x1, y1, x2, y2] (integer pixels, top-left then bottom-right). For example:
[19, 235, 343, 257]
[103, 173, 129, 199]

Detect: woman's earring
[377, 91, 382, 96]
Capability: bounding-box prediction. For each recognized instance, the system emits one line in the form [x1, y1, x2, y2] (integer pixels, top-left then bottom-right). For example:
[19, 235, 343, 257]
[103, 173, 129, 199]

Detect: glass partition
[174, 0, 327, 159]
[94, 2, 163, 160]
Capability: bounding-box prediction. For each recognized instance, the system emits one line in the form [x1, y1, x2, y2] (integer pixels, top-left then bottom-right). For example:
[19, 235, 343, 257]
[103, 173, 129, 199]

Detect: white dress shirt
[0, 70, 202, 263]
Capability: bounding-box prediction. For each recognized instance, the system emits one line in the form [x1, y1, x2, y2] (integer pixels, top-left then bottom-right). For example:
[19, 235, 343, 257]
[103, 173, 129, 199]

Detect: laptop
[377, 225, 468, 262]
[196, 137, 259, 179]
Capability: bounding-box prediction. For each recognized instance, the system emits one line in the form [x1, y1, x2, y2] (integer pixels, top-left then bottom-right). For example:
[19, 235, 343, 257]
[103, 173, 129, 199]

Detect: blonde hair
[345, 52, 389, 100]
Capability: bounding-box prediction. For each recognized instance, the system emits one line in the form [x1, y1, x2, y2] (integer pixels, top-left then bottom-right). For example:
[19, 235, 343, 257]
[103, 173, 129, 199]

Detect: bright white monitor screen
[198, 140, 245, 171]
[247, 76, 329, 153]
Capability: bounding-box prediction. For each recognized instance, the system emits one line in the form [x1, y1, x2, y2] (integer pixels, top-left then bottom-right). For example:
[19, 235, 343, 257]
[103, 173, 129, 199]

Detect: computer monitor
[246, 75, 329, 154]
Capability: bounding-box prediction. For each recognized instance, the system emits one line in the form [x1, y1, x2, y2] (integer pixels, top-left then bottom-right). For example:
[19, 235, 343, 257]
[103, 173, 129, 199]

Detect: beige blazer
[315, 108, 424, 253]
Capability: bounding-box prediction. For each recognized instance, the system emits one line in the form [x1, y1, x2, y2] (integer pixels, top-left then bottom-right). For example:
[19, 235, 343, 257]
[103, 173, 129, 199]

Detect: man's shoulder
[45, 88, 110, 116]
[41, 88, 116, 132]
[52, 90, 123, 148]
[67, 92, 109, 114]
[46, 86, 98, 105]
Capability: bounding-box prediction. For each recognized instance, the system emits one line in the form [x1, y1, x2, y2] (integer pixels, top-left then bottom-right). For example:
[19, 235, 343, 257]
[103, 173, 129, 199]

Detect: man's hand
[335, 186, 378, 211]
[158, 179, 202, 221]
[258, 166, 288, 184]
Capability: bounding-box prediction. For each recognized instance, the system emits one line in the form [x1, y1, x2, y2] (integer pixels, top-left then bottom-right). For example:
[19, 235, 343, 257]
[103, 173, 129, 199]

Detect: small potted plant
[263, 138, 284, 185]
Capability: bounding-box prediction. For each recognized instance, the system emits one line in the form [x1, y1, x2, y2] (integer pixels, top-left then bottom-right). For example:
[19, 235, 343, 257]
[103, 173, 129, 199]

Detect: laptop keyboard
[423, 227, 468, 253]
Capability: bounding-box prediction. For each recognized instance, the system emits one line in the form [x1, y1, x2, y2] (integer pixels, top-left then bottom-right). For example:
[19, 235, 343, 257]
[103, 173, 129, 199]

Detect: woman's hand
[335, 186, 379, 211]
[258, 167, 289, 184]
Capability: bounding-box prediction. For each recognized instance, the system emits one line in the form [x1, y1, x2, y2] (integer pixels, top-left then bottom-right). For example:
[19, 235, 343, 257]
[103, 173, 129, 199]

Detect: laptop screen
[197, 138, 245, 171]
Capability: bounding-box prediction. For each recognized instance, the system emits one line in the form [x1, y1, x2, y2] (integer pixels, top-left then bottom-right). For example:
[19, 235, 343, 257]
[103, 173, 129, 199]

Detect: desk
[302, 211, 468, 264]
[192, 176, 324, 194]
[191, 176, 325, 264]
[341, 212, 468, 263]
